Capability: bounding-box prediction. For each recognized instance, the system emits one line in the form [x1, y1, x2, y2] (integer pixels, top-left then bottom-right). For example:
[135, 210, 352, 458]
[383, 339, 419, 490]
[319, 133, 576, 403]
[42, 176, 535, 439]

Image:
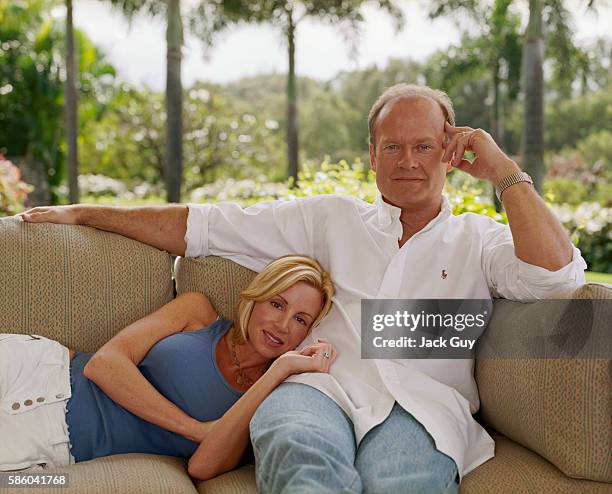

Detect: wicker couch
[0, 216, 610, 494]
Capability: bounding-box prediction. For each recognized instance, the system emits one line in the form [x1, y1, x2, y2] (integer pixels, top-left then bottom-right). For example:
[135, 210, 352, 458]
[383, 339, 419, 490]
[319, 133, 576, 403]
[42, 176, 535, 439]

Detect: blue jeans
[250, 383, 459, 494]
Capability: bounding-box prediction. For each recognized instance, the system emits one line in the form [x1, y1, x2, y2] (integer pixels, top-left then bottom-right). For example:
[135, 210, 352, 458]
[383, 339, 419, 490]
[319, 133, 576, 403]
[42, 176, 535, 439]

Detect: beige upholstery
[461, 433, 612, 493]
[0, 217, 610, 493]
[0, 455, 196, 494]
[0, 217, 174, 351]
[195, 465, 257, 494]
[174, 256, 256, 319]
[476, 284, 612, 482]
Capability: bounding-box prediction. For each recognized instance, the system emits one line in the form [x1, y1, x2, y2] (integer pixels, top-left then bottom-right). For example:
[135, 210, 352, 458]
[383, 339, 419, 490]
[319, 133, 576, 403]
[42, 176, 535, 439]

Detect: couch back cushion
[0, 217, 174, 351]
[174, 256, 256, 321]
[477, 283, 612, 483]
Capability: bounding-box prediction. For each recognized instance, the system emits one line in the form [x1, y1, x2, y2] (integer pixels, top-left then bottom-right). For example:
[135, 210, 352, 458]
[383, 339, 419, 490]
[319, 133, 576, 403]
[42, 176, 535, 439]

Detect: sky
[65, 0, 612, 92]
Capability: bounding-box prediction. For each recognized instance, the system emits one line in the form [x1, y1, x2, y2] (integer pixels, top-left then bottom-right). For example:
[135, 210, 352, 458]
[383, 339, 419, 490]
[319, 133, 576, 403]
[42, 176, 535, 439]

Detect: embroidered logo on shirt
[441, 270, 448, 279]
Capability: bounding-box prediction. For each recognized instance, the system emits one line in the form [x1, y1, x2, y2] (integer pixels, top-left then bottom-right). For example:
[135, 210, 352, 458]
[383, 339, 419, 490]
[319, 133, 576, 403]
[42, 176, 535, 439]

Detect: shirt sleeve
[183, 199, 316, 272]
[481, 221, 587, 301]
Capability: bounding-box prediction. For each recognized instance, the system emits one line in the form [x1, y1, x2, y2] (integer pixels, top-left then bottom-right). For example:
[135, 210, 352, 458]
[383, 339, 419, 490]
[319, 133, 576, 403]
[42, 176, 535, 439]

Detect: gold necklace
[229, 337, 252, 386]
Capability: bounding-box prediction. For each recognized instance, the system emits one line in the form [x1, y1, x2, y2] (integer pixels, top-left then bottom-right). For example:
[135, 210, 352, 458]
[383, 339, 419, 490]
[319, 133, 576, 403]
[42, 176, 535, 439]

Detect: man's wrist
[70, 204, 87, 225]
[490, 158, 521, 184]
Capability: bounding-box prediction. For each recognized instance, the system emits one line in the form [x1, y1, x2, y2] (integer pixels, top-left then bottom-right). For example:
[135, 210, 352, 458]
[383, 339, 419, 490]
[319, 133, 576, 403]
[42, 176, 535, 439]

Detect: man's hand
[17, 205, 81, 225]
[442, 122, 521, 184]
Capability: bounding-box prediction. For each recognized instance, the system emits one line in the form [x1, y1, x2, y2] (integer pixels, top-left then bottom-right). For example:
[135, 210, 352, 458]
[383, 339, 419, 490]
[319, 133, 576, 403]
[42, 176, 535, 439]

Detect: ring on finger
[322, 351, 331, 359]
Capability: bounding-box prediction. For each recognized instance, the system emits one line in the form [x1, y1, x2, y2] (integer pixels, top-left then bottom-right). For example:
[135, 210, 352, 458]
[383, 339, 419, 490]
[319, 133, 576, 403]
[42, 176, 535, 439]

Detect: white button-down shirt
[185, 193, 587, 479]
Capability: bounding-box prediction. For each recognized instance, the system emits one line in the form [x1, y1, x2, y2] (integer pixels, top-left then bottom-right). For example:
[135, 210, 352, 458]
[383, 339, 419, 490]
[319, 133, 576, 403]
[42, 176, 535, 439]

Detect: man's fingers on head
[445, 122, 473, 135]
[442, 134, 461, 162]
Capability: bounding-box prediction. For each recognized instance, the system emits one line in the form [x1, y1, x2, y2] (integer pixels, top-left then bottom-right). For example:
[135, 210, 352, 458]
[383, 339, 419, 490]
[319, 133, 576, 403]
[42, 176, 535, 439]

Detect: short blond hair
[368, 84, 455, 151]
[232, 255, 334, 344]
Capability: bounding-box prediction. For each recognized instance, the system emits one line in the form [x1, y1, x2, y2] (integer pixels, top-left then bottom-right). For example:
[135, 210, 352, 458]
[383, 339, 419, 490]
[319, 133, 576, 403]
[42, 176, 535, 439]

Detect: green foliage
[545, 87, 612, 152]
[551, 202, 612, 273]
[0, 154, 33, 216]
[79, 85, 166, 184]
[78, 82, 287, 191]
[544, 130, 612, 207]
[0, 0, 116, 203]
[188, 160, 507, 224]
[0, 0, 65, 192]
[585, 271, 612, 283]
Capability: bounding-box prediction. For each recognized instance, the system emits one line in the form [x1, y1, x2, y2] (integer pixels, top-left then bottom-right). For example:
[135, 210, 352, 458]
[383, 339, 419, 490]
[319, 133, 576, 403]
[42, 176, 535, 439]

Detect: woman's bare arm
[83, 292, 217, 441]
[19, 204, 188, 256]
[187, 341, 336, 481]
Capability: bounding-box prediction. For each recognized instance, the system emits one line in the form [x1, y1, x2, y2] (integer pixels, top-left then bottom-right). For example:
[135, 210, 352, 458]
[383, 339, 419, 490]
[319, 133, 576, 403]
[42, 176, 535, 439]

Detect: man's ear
[369, 143, 377, 171]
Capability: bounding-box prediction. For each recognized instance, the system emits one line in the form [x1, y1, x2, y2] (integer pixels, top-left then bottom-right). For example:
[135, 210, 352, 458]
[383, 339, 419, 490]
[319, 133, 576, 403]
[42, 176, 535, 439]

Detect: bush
[550, 202, 612, 273]
[188, 160, 609, 272]
[0, 155, 33, 216]
[85, 160, 611, 273]
[544, 135, 612, 206]
[189, 160, 507, 222]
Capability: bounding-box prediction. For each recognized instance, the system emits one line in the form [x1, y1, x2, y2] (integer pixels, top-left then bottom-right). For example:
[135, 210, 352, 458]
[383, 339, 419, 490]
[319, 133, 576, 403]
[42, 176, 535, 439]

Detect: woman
[0, 255, 336, 480]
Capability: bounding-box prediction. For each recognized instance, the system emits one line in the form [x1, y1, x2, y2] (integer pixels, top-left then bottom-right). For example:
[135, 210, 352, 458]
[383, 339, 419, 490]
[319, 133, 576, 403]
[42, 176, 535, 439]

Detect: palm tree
[65, 0, 79, 203]
[165, 0, 183, 202]
[104, 0, 183, 202]
[429, 0, 582, 196]
[222, 1, 403, 183]
[521, 0, 544, 193]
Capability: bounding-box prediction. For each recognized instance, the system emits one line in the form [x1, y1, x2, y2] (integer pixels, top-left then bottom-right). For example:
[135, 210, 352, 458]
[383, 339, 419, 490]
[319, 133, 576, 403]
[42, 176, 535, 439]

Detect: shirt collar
[375, 193, 452, 235]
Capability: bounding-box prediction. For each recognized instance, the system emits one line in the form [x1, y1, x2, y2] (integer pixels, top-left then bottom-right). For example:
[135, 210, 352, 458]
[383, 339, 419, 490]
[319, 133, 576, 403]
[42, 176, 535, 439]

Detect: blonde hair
[368, 83, 455, 152]
[232, 255, 334, 344]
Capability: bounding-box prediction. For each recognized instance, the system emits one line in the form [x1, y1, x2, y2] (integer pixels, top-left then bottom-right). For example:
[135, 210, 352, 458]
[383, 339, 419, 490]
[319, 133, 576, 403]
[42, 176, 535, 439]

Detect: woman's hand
[186, 419, 217, 444]
[273, 338, 337, 379]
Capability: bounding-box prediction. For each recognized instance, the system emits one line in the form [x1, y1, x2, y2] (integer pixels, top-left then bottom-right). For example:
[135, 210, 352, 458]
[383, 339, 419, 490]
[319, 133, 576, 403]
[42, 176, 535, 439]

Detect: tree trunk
[521, 0, 545, 193]
[286, 10, 299, 184]
[166, 0, 183, 203]
[492, 59, 503, 211]
[65, 0, 79, 203]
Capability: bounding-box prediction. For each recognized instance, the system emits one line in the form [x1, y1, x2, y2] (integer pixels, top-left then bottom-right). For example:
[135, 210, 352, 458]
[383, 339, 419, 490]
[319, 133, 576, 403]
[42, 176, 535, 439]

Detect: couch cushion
[461, 433, 611, 493]
[0, 454, 197, 494]
[476, 283, 612, 483]
[195, 465, 256, 494]
[0, 218, 174, 351]
[174, 256, 256, 320]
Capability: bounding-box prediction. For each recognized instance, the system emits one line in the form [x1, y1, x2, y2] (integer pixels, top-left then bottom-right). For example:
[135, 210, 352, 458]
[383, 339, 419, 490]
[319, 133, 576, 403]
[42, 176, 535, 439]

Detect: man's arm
[494, 174, 572, 271]
[18, 204, 188, 256]
[444, 122, 572, 271]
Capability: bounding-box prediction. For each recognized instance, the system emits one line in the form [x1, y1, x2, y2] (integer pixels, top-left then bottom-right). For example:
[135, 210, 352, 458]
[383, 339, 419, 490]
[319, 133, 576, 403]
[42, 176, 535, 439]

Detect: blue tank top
[66, 317, 243, 462]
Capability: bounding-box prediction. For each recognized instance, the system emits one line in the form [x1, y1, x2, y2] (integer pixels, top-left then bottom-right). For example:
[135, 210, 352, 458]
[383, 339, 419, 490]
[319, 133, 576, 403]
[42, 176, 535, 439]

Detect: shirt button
[24, 399, 33, 406]
[36, 397, 45, 403]
[11, 402, 20, 410]
[55, 394, 65, 399]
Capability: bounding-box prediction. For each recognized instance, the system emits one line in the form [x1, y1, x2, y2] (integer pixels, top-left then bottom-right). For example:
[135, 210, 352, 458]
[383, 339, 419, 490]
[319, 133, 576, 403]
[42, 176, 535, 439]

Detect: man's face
[369, 97, 452, 210]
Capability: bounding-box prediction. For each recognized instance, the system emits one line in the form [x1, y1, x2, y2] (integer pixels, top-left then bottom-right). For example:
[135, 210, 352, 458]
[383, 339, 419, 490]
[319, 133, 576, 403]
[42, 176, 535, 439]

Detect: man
[19, 84, 586, 493]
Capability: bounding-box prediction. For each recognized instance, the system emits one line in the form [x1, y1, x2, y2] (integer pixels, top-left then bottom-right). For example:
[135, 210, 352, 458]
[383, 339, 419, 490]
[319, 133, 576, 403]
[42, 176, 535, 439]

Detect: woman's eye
[271, 301, 282, 309]
[296, 317, 306, 326]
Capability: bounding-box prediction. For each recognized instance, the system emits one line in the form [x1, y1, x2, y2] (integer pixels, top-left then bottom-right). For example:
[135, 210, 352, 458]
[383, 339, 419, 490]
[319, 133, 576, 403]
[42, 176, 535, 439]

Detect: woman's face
[247, 281, 324, 359]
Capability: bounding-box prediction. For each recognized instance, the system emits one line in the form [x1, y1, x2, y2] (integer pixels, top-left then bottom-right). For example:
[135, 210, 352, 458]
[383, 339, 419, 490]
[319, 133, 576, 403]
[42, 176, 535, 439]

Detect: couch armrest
[475, 283, 612, 483]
